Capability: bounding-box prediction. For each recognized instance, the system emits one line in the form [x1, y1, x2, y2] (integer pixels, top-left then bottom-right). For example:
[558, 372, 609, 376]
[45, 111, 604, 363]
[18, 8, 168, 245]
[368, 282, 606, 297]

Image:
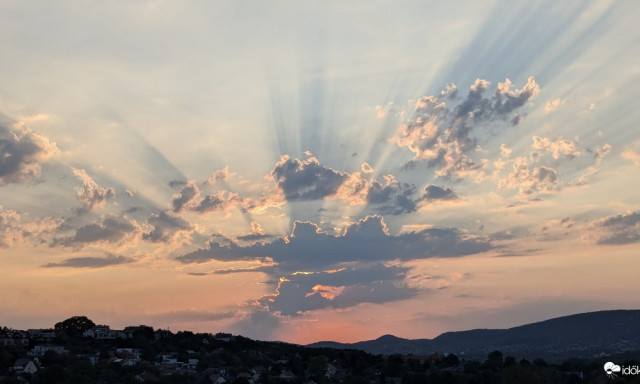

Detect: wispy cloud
[42, 254, 134, 268]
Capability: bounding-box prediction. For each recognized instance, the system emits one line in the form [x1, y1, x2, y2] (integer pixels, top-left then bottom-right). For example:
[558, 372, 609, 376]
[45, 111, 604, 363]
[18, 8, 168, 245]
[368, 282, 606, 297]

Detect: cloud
[0, 122, 58, 185]
[236, 221, 273, 242]
[270, 155, 347, 201]
[544, 98, 564, 113]
[0, 206, 22, 247]
[176, 215, 490, 272]
[395, 77, 539, 178]
[170, 179, 242, 214]
[206, 166, 232, 184]
[593, 144, 612, 164]
[142, 211, 193, 244]
[366, 175, 417, 214]
[147, 310, 236, 323]
[42, 254, 134, 268]
[0, 205, 60, 247]
[531, 136, 580, 159]
[361, 162, 374, 174]
[499, 157, 559, 196]
[194, 191, 240, 213]
[421, 184, 459, 201]
[260, 264, 417, 316]
[72, 168, 115, 209]
[621, 149, 640, 165]
[585, 211, 640, 245]
[171, 181, 199, 212]
[54, 215, 137, 247]
[230, 309, 282, 341]
[169, 180, 188, 188]
[500, 144, 512, 157]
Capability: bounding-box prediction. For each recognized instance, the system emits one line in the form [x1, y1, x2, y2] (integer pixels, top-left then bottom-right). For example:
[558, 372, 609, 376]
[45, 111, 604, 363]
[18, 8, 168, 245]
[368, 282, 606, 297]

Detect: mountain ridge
[307, 309, 640, 361]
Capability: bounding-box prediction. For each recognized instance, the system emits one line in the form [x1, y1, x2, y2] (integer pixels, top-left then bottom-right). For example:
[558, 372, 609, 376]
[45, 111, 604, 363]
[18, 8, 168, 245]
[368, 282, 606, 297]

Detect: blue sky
[1, 0, 639, 343]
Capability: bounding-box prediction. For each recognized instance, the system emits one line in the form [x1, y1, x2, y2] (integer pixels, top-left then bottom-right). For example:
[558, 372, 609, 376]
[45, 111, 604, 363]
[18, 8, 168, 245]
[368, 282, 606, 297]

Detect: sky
[1, 0, 639, 344]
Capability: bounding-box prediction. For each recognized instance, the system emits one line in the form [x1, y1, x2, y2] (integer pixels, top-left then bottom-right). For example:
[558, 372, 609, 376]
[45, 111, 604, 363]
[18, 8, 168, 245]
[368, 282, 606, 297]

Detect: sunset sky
[1, 0, 639, 344]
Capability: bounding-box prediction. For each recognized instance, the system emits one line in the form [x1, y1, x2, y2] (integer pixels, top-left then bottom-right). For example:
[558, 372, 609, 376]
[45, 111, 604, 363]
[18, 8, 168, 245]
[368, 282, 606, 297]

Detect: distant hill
[308, 310, 640, 361]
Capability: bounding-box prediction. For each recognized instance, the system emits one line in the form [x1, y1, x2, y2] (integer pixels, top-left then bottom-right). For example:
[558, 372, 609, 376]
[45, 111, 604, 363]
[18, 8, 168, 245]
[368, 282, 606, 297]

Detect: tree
[54, 316, 96, 337]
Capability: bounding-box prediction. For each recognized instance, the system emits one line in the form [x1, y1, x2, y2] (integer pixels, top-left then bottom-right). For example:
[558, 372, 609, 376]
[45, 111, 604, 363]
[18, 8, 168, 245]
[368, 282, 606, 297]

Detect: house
[28, 329, 57, 342]
[12, 359, 38, 374]
[116, 348, 142, 362]
[0, 330, 29, 346]
[76, 352, 101, 365]
[29, 345, 68, 356]
[214, 332, 233, 342]
[83, 325, 128, 339]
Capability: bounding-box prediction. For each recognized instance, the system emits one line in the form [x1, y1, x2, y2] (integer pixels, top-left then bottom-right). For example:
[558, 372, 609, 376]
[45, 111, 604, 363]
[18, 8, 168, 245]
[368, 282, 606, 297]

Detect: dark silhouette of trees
[54, 316, 95, 338]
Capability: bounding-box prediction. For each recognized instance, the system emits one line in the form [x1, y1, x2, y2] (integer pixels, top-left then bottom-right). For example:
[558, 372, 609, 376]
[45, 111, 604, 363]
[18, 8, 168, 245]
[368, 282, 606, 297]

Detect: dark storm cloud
[53, 215, 137, 247]
[395, 77, 539, 178]
[588, 211, 640, 245]
[261, 264, 417, 316]
[0, 123, 58, 185]
[176, 216, 490, 272]
[422, 184, 459, 201]
[142, 211, 193, 243]
[270, 155, 347, 201]
[42, 254, 134, 268]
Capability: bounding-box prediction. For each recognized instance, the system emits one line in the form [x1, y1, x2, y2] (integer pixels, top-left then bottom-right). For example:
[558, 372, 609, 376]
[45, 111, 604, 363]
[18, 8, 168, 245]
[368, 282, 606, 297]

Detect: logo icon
[604, 362, 621, 378]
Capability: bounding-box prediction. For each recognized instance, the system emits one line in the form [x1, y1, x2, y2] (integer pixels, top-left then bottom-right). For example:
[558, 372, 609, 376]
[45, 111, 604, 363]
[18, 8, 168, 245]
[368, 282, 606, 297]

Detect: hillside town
[0, 317, 636, 383]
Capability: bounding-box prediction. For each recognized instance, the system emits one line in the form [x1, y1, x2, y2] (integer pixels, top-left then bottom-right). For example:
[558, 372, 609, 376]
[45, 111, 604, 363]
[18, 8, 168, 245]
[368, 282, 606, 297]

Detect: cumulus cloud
[0, 205, 60, 247]
[42, 254, 134, 268]
[170, 181, 240, 213]
[72, 168, 115, 209]
[366, 175, 417, 214]
[0, 122, 58, 185]
[544, 98, 564, 113]
[531, 136, 580, 159]
[171, 181, 199, 212]
[260, 264, 417, 316]
[421, 184, 459, 201]
[395, 77, 539, 178]
[194, 191, 240, 213]
[206, 166, 232, 184]
[270, 155, 347, 201]
[177, 215, 490, 272]
[585, 211, 640, 245]
[178, 216, 488, 316]
[0, 206, 22, 247]
[54, 215, 137, 247]
[499, 157, 559, 196]
[142, 211, 193, 244]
